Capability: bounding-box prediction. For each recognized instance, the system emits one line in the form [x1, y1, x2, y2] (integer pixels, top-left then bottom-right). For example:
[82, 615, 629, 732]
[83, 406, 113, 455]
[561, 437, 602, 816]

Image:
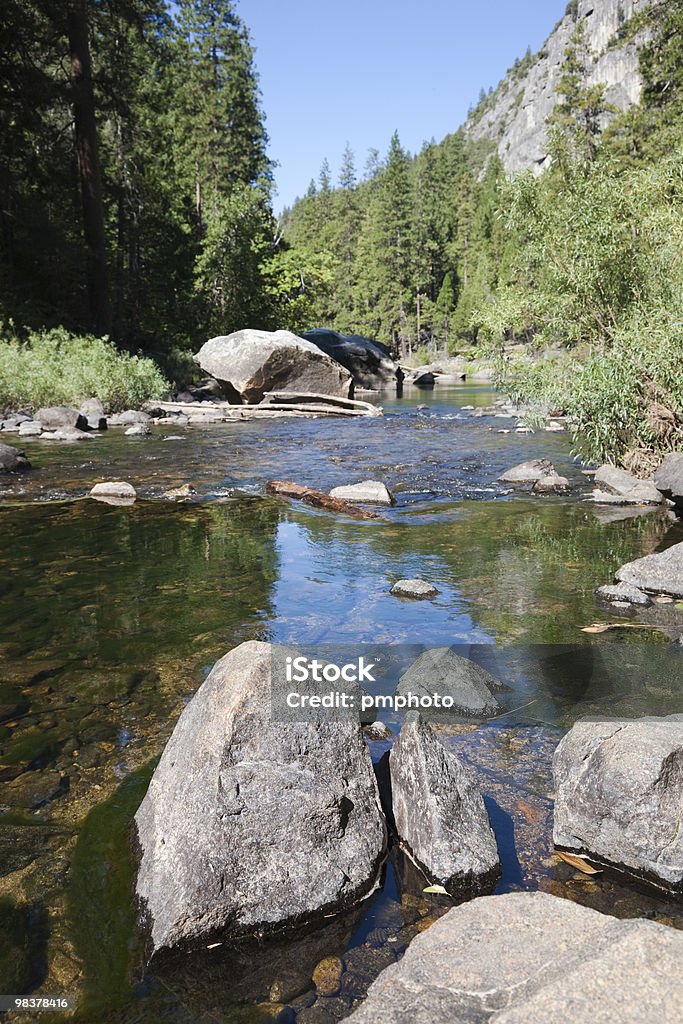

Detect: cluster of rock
[193, 328, 398, 404]
[134, 640, 683, 1022]
[498, 458, 570, 493]
[0, 400, 152, 445]
[134, 641, 502, 956]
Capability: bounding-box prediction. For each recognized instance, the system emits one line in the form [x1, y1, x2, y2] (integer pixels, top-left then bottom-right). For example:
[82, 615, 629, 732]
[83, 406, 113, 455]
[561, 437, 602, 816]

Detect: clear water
[1, 385, 681, 1023]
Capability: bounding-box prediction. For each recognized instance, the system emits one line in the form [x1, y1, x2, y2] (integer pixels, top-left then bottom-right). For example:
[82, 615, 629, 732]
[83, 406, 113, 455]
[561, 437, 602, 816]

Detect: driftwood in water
[262, 391, 382, 416]
[265, 480, 381, 520]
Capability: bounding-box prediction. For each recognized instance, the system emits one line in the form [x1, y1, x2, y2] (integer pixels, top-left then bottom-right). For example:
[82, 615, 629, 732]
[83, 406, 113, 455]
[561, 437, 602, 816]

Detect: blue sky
[241, 1, 567, 211]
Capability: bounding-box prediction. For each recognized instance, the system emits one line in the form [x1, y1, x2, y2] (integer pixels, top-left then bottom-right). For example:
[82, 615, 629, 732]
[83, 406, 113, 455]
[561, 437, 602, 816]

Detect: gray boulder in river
[553, 715, 683, 892]
[396, 647, 503, 719]
[615, 540, 683, 599]
[593, 464, 661, 505]
[134, 640, 387, 955]
[654, 452, 683, 510]
[301, 328, 397, 389]
[193, 329, 352, 404]
[499, 458, 557, 484]
[34, 405, 88, 430]
[390, 716, 500, 892]
[0, 442, 30, 473]
[346, 892, 683, 1023]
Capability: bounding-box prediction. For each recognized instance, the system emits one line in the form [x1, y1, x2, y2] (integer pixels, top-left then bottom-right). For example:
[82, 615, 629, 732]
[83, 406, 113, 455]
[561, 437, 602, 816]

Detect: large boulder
[553, 715, 683, 891]
[654, 453, 683, 510]
[390, 717, 500, 892]
[395, 647, 503, 719]
[346, 892, 683, 1023]
[134, 641, 387, 955]
[593, 464, 661, 505]
[0, 442, 30, 473]
[302, 329, 397, 389]
[615, 540, 683, 598]
[194, 330, 352, 404]
[34, 406, 88, 431]
[79, 397, 107, 430]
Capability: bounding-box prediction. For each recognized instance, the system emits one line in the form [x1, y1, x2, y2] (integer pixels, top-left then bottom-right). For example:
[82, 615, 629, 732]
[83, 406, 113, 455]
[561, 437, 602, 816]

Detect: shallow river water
[1, 384, 682, 1023]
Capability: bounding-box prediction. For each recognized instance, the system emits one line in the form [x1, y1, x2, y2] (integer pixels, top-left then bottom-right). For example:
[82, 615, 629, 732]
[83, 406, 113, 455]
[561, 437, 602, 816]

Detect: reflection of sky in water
[271, 518, 492, 646]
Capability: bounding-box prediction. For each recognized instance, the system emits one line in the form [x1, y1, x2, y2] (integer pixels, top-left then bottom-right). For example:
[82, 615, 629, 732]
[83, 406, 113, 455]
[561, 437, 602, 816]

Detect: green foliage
[0, 328, 169, 413]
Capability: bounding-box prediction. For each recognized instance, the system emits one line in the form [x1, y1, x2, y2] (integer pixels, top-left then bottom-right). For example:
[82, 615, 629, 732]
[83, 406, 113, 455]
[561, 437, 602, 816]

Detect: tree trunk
[67, 0, 110, 336]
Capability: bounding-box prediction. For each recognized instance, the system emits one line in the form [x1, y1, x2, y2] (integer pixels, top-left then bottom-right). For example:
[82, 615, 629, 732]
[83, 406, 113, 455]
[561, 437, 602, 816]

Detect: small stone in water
[89, 481, 137, 500]
[312, 955, 343, 997]
[390, 579, 439, 599]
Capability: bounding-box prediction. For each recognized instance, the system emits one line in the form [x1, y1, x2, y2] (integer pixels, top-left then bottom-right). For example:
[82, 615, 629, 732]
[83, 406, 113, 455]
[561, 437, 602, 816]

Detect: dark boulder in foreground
[553, 715, 683, 892]
[615, 541, 683, 599]
[654, 453, 683, 510]
[134, 640, 386, 955]
[302, 329, 397, 389]
[346, 892, 683, 1023]
[193, 329, 352, 404]
[0, 442, 31, 473]
[390, 717, 500, 893]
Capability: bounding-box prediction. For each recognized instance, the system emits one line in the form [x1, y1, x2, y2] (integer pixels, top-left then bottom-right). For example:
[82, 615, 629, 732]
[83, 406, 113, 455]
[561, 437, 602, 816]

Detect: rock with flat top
[346, 892, 683, 1023]
[595, 583, 651, 607]
[390, 579, 439, 599]
[390, 716, 499, 892]
[553, 715, 683, 892]
[593, 465, 661, 505]
[329, 480, 394, 505]
[18, 421, 42, 437]
[134, 640, 386, 954]
[89, 481, 137, 500]
[194, 330, 352, 404]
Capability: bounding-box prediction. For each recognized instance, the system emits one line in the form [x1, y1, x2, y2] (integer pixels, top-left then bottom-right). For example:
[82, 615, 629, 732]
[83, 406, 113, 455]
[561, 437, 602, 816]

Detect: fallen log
[262, 391, 382, 416]
[265, 480, 381, 520]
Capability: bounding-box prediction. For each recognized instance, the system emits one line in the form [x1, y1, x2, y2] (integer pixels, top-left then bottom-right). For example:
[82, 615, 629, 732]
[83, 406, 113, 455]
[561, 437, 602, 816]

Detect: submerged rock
[125, 423, 151, 437]
[346, 892, 683, 1023]
[593, 465, 661, 505]
[654, 453, 683, 511]
[395, 647, 502, 719]
[390, 717, 499, 892]
[134, 640, 387, 954]
[499, 458, 556, 484]
[553, 715, 683, 892]
[302, 329, 397, 389]
[615, 541, 683, 598]
[0, 442, 31, 472]
[329, 481, 394, 505]
[194, 329, 352, 404]
[390, 579, 439, 599]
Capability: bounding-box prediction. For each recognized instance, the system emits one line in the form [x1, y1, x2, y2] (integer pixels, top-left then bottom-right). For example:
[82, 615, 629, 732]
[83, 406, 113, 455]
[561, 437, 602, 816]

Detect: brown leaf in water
[516, 798, 543, 824]
[556, 851, 603, 874]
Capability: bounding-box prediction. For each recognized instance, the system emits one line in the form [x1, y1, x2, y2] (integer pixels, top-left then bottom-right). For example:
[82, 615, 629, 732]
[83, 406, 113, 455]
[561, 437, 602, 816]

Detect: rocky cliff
[466, 0, 656, 173]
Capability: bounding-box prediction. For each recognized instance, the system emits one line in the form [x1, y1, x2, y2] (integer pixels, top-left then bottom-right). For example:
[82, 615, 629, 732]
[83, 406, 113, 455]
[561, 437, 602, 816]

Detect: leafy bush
[0, 327, 169, 414]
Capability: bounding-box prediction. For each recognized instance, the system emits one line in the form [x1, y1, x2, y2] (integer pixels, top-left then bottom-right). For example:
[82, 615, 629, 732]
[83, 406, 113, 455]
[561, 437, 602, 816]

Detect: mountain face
[466, 0, 656, 173]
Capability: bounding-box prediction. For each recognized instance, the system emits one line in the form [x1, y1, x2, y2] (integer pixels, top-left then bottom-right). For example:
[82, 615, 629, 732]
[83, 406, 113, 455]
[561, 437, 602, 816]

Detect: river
[1, 383, 682, 1022]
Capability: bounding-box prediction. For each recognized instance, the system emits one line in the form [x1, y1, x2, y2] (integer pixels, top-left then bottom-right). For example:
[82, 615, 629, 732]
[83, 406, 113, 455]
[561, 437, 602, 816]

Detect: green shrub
[0, 327, 169, 414]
